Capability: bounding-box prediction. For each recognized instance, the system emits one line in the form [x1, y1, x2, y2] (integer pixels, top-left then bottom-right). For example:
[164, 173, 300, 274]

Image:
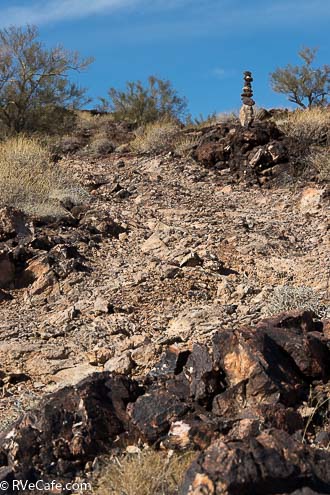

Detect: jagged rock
[193, 122, 290, 182]
[212, 310, 330, 407]
[299, 187, 326, 213]
[104, 352, 135, 374]
[0, 373, 141, 489]
[166, 305, 224, 343]
[80, 210, 127, 239]
[94, 297, 114, 314]
[0, 207, 31, 242]
[180, 429, 330, 494]
[180, 252, 203, 268]
[128, 388, 190, 444]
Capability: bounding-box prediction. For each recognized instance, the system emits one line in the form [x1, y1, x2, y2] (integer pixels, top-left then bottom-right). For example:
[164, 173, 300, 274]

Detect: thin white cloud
[0, 0, 329, 28]
[0, 0, 139, 26]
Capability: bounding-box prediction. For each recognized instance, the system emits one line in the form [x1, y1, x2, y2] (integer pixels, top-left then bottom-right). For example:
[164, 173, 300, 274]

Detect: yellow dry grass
[0, 136, 85, 216]
[309, 147, 330, 181]
[131, 120, 180, 153]
[95, 449, 195, 495]
[275, 107, 330, 144]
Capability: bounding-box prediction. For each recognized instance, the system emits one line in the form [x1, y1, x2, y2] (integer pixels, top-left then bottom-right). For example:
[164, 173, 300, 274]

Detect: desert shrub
[266, 285, 329, 318]
[0, 25, 92, 134]
[270, 47, 330, 109]
[276, 108, 330, 145]
[51, 135, 86, 156]
[101, 76, 187, 125]
[87, 134, 114, 156]
[308, 147, 330, 181]
[83, 132, 115, 156]
[131, 120, 180, 153]
[0, 137, 85, 216]
[76, 111, 115, 135]
[96, 450, 195, 495]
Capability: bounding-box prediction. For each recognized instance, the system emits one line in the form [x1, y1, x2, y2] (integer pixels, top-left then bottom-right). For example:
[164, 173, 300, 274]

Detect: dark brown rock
[0, 207, 31, 243]
[0, 289, 13, 302]
[0, 373, 141, 488]
[180, 429, 330, 494]
[128, 388, 189, 444]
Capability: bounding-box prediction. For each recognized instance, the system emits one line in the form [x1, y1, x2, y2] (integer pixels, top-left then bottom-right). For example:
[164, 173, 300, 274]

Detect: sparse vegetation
[95, 450, 195, 495]
[308, 147, 330, 181]
[186, 112, 218, 128]
[174, 133, 200, 156]
[302, 388, 330, 446]
[0, 136, 85, 216]
[275, 107, 330, 145]
[131, 120, 180, 153]
[270, 47, 330, 109]
[100, 76, 187, 125]
[87, 133, 114, 156]
[266, 285, 328, 318]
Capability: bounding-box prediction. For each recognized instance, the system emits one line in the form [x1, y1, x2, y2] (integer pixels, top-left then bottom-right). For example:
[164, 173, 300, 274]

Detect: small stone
[180, 252, 203, 268]
[104, 351, 135, 374]
[94, 297, 114, 314]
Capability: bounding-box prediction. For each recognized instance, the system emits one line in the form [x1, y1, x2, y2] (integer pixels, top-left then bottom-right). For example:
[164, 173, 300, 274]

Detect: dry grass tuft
[174, 134, 200, 156]
[0, 136, 85, 217]
[131, 120, 180, 153]
[275, 107, 330, 145]
[95, 449, 195, 495]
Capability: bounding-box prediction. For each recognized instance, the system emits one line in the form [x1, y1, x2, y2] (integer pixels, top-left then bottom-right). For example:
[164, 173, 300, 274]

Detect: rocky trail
[0, 127, 329, 493]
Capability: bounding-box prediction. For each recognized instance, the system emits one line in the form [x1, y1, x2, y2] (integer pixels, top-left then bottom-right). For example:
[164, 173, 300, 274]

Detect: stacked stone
[239, 71, 255, 128]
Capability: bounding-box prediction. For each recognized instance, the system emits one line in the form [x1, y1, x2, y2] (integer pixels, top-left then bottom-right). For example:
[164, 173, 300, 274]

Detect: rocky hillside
[0, 120, 329, 494]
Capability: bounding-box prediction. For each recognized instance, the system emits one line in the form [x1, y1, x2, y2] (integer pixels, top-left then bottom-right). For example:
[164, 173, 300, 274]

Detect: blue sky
[0, 0, 329, 117]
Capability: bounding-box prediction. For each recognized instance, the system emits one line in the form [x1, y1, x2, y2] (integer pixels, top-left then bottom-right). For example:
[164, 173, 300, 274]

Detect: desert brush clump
[86, 133, 114, 156]
[174, 133, 201, 156]
[275, 107, 330, 146]
[270, 47, 330, 109]
[266, 285, 329, 318]
[0, 25, 93, 135]
[308, 147, 330, 181]
[0, 137, 85, 216]
[95, 449, 195, 495]
[100, 76, 187, 126]
[131, 120, 180, 153]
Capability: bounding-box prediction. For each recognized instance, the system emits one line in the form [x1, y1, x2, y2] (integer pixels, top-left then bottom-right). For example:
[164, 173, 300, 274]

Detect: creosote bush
[0, 137, 85, 216]
[96, 450, 195, 495]
[131, 120, 180, 153]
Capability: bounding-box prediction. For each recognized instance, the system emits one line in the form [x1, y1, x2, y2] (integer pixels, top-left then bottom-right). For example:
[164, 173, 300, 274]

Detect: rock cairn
[239, 71, 255, 127]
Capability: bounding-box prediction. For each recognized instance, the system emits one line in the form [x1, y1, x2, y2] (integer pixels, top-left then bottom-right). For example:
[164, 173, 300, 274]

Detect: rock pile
[239, 71, 255, 128]
[192, 121, 291, 184]
[1, 311, 330, 494]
